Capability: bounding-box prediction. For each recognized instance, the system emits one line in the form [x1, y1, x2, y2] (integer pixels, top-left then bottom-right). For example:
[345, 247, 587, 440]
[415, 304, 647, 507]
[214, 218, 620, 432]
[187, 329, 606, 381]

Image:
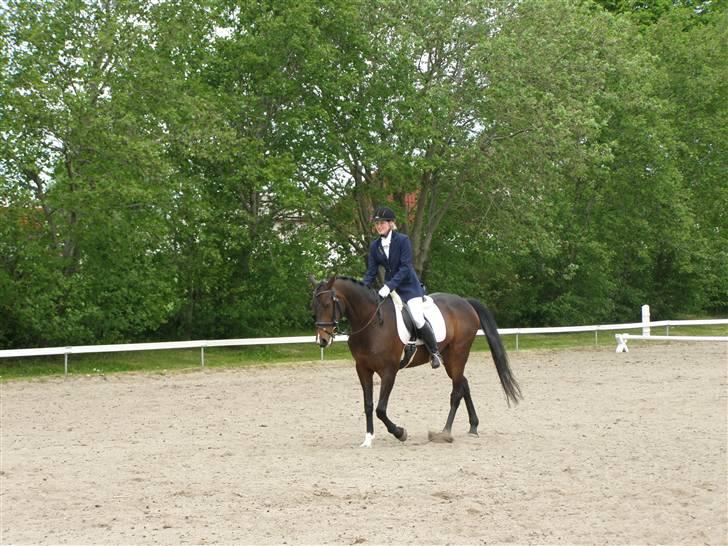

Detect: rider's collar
[381, 230, 393, 245]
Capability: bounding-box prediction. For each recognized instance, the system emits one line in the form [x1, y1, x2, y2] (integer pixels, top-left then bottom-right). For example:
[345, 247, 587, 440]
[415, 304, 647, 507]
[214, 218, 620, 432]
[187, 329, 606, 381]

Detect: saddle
[390, 291, 446, 369]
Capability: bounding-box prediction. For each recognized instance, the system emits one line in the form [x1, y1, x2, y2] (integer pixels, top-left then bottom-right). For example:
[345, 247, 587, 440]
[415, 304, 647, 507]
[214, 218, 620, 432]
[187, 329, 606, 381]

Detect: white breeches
[406, 296, 426, 329]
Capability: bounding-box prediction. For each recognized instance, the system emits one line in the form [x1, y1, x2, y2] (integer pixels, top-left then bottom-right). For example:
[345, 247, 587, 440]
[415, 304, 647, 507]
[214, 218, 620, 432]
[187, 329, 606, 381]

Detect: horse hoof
[428, 430, 454, 443]
[397, 428, 407, 442]
[468, 429, 479, 437]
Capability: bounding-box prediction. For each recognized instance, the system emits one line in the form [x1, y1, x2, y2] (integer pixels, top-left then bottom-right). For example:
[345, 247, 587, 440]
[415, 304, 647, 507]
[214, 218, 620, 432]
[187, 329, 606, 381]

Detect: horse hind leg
[432, 376, 478, 442]
[461, 377, 480, 436]
[443, 378, 466, 436]
[428, 377, 463, 443]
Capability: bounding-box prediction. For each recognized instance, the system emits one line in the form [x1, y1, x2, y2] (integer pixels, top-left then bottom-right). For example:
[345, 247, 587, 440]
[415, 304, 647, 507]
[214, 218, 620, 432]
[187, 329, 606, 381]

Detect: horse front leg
[376, 370, 407, 442]
[356, 362, 375, 447]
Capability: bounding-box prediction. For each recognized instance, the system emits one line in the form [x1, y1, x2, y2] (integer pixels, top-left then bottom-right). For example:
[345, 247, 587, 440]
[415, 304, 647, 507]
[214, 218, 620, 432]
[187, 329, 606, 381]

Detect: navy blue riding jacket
[363, 230, 424, 301]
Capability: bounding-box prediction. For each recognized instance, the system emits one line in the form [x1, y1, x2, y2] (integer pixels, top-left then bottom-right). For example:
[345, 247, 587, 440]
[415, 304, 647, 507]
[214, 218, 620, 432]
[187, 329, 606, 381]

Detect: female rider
[362, 206, 443, 369]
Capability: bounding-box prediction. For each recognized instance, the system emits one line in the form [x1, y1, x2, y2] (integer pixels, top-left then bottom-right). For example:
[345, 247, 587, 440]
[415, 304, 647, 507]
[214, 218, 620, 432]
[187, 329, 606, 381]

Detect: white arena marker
[615, 334, 629, 353]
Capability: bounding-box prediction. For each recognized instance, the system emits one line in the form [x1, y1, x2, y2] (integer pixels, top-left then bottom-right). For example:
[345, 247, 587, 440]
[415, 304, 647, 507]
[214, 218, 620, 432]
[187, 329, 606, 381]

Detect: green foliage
[423, 0, 725, 324]
[0, 0, 724, 350]
[643, 7, 728, 312]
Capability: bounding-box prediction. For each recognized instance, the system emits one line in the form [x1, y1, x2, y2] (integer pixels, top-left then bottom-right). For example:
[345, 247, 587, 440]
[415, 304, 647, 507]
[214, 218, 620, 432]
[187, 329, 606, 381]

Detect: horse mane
[336, 275, 367, 287]
[335, 276, 378, 302]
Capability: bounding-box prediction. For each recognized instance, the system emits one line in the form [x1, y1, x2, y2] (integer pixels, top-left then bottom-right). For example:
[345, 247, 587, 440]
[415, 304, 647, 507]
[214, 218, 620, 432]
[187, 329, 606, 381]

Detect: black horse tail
[467, 299, 522, 407]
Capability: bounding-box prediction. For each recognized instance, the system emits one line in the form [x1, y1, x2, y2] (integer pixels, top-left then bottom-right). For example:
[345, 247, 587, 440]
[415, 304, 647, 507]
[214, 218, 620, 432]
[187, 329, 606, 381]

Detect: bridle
[313, 288, 345, 338]
[313, 286, 385, 339]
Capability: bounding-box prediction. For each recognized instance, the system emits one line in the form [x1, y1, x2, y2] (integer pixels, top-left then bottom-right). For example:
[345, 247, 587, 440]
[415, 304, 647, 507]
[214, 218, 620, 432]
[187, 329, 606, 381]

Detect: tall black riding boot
[417, 322, 443, 369]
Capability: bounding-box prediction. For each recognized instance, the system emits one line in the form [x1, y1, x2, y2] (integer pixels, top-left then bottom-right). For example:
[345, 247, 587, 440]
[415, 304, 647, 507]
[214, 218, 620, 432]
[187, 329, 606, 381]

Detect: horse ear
[324, 275, 336, 289]
[308, 275, 318, 288]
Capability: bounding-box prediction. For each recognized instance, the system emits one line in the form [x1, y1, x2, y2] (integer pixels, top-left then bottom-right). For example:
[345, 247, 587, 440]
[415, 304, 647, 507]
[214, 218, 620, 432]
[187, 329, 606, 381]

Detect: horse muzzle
[316, 328, 335, 348]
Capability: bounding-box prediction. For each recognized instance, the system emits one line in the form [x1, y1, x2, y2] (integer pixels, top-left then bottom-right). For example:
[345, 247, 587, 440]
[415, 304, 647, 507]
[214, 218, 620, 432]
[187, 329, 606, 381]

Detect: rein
[314, 287, 385, 338]
[347, 297, 386, 336]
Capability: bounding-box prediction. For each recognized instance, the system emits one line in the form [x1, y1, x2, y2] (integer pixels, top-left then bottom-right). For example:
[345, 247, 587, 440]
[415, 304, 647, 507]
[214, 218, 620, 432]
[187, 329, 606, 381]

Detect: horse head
[310, 275, 342, 348]
[309, 275, 381, 347]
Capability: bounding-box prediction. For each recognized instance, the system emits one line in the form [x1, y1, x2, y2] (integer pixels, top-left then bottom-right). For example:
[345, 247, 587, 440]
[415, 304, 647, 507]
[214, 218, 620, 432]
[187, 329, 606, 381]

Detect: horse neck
[334, 279, 376, 327]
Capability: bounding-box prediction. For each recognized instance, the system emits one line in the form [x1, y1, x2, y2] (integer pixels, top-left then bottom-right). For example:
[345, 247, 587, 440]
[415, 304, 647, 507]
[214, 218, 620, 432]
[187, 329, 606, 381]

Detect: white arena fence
[614, 304, 728, 352]
[0, 305, 726, 375]
[615, 334, 728, 353]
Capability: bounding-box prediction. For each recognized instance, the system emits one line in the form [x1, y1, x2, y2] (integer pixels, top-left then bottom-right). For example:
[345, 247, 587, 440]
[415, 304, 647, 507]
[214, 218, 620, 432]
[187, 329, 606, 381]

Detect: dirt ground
[1, 342, 726, 545]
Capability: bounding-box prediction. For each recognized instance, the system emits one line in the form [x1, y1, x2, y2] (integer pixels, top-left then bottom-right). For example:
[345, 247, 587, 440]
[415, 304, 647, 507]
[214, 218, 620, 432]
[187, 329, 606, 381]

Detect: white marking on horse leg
[360, 433, 374, 448]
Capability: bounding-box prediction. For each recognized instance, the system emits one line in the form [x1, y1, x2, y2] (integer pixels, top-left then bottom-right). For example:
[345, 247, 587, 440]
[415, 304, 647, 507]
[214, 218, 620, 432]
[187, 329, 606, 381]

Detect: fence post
[642, 305, 651, 337]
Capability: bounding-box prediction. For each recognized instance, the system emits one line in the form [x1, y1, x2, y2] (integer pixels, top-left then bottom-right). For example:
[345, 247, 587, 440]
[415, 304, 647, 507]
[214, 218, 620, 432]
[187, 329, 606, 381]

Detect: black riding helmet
[372, 206, 396, 221]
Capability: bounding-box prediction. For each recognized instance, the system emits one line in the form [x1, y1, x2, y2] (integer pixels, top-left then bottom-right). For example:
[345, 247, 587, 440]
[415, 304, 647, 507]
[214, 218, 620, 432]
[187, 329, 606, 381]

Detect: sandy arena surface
[1, 342, 726, 545]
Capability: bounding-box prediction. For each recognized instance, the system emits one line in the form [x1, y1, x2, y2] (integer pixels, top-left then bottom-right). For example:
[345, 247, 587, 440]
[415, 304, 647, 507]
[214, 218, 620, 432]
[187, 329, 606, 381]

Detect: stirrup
[431, 352, 443, 369]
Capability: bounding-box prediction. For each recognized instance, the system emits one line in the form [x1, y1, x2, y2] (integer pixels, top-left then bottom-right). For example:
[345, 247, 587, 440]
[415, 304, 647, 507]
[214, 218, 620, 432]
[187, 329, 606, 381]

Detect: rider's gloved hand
[378, 285, 391, 298]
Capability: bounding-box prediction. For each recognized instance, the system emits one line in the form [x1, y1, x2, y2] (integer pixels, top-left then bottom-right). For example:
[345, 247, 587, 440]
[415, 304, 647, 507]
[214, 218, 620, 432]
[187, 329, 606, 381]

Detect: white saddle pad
[391, 292, 446, 345]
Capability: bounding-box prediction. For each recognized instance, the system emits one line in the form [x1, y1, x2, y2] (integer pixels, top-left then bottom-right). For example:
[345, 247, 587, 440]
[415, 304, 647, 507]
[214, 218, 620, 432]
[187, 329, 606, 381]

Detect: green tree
[644, 7, 728, 313]
[426, 0, 710, 324]
[160, 0, 337, 338]
[1, 0, 723, 348]
[0, 0, 215, 345]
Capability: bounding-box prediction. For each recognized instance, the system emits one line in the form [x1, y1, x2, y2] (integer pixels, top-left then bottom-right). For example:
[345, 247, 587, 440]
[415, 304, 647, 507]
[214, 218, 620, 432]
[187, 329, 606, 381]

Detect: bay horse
[310, 275, 522, 447]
